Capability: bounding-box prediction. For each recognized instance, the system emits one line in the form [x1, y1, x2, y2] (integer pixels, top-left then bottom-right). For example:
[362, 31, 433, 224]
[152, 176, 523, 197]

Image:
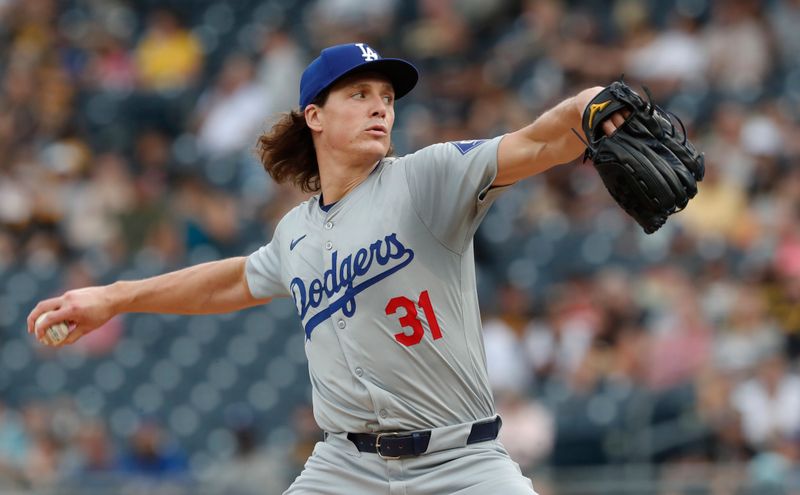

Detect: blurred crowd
[0, 395, 321, 494]
[2, 0, 800, 493]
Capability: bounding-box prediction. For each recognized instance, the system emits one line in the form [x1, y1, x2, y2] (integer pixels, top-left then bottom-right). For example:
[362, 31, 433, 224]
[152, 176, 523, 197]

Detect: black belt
[346, 416, 502, 459]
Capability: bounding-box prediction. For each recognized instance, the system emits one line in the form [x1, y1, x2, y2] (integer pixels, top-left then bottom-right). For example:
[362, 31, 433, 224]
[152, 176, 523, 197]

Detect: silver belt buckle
[375, 432, 402, 460]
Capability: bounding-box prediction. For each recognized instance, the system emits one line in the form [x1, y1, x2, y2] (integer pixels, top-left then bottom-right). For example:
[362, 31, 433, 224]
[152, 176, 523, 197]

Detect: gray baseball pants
[283, 421, 537, 494]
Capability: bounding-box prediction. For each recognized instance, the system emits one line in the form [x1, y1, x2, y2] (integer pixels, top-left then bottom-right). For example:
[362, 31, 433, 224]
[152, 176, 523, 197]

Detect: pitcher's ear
[305, 104, 323, 132]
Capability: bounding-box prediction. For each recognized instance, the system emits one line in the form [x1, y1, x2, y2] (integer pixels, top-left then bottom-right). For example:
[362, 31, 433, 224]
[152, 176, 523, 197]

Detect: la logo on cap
[355, 43, 379, 61]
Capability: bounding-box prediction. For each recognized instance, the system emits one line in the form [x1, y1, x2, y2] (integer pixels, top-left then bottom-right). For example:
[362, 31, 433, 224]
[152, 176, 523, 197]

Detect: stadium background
[2, 0, 800, 493]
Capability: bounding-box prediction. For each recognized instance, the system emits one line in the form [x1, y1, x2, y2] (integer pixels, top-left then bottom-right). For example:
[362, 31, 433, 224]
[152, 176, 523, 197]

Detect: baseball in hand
[35, 312, 70, 346]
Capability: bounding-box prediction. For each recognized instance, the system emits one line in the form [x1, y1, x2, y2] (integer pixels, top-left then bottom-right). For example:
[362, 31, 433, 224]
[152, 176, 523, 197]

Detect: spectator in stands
[625, 10, 708, 94]
[306, 0, 397, 48]
[134, 8, 203, 93]
[704, 0, 772, 98]
[22, 431, 61, 489]
[118, 420, 188, 477]
[85, 31, 137, 94]
[694, 369, 752, 463]
[713, 284, 781, 375]
[63, 419, 117, 475]
[60, 150, 133, 255]
[527, 284, 597, 388]
[201, 406, 289, 495]
[677, 157, 751, 242]
[256, 29, 305, 118]
[483, 284, 537, 394]
[643, 267, 714, 390]
[193, 53, 271, 157]
[731, 352, 800, 450]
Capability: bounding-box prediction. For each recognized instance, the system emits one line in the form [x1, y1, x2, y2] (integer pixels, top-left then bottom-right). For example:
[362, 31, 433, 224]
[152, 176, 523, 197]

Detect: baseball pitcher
[27, 42, 702, 494]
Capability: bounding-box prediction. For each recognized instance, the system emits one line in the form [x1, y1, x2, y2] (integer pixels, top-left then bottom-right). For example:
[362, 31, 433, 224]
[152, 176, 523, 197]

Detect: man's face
[306, 72, 395, 164]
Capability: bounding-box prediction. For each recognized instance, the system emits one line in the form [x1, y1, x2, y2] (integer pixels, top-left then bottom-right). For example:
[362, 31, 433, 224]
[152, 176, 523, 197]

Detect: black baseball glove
[580, 81, 705, 234]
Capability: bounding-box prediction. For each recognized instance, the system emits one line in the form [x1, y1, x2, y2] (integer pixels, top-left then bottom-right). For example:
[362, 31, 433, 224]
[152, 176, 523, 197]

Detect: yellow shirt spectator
[135, 9, 203, 92]
[677, 164, 752, 243]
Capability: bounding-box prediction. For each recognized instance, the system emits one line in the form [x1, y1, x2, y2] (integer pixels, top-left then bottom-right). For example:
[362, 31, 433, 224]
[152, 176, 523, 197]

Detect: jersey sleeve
[401, 135, 511, 253]
[245, 224, 289, 299]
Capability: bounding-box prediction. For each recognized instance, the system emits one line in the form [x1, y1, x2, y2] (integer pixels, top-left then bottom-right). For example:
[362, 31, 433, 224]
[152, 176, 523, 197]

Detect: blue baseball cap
[299, 42, 418, 109]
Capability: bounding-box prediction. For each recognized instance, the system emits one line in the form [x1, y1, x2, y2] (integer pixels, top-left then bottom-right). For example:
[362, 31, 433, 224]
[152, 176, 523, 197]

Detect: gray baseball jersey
[246, 136, 509, 434]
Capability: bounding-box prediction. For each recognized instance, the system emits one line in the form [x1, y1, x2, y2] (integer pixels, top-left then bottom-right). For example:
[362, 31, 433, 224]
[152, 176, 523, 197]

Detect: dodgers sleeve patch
[450, 139, 488, 155]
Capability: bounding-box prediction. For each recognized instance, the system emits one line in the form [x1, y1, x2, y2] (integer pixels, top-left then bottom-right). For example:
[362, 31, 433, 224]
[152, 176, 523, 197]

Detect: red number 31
[385, 290, 443, 346]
